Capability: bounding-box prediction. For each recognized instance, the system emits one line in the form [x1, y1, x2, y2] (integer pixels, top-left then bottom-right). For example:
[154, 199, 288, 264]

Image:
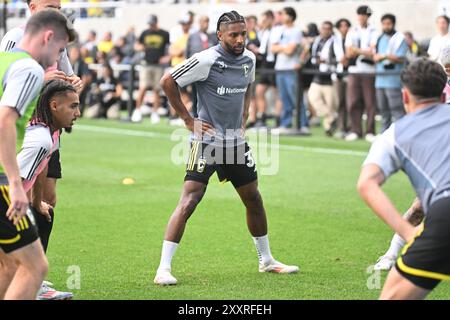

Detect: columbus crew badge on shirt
[197, 156, 206, 173]
[242, 64, 249, 77]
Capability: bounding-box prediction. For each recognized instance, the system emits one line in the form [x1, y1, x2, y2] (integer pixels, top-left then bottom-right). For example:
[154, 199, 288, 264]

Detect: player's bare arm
[160, 73, 215, 137]
[0, 107, 28, 224]
[357, 164, 416, 242]
[242, 83, 252, 129]
[31, 165, 52, 222]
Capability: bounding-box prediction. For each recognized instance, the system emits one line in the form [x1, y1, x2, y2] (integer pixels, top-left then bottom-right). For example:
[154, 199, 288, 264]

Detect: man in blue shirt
[374, 14, 408, 133]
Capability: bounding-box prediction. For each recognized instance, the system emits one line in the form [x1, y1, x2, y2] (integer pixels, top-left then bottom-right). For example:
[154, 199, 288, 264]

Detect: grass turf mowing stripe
[76, 124, 368, 158]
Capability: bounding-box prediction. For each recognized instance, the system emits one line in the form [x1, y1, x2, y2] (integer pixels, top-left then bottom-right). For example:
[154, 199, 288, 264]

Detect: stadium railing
[87, 62, 402, 131]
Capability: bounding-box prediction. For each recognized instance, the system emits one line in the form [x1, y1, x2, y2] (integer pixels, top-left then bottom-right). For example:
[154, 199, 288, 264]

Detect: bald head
[28, 0, 61, 14]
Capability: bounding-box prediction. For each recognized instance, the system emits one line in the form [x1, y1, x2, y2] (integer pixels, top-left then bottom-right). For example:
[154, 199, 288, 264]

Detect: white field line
[76, 124, 368, 157]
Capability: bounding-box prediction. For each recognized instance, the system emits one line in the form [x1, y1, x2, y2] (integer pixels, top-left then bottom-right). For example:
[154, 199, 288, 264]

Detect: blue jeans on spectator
[276, 71, 298, 128]
[300, 93, 309, 128]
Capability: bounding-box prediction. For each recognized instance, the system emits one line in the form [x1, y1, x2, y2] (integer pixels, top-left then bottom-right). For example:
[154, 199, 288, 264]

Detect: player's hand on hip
[185, 118, 215, 138]
[6, 182, 29, 225]
[44, 70, 67, 82]
[402, 223, 419, 244]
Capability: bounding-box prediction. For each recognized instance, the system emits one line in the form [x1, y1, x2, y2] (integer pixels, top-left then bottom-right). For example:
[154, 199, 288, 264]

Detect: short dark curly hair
[30, 80, 77, 127]
[216, 11, 245, 32]
[400, 58, 447, 99]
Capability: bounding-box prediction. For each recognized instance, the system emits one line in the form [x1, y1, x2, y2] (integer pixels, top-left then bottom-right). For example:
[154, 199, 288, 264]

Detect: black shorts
[0, 185, 39, 254]
[258, 62, 276, 87]
[395, 196, 450, 290]
[184, 142, 257, 189]
[47, 149, 62, 179]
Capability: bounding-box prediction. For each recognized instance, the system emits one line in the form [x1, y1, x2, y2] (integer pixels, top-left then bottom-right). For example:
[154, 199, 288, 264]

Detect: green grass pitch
[45, 118, 449, 299]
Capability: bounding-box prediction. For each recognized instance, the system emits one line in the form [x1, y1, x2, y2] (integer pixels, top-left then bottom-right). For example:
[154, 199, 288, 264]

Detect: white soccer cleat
[42, 280, 54, 287]
[374, 255, 397, 271]
[150, 112, 161, 124]
[345, 132, 359, 142]
[169, 118, 185, 126]
[259, 259, 299, 274]
[37, 283, 73, 300]
[365, 133, 377, 143]
[140, 104, 153, 116]
[131, 109, 142, 123]
[154, 269, 177, 286]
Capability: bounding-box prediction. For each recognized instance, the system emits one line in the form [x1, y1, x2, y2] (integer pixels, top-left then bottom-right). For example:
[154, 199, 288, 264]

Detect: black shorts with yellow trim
[0, 185, 39, 254]
[184, 141, 257, 189]
[395, 196, 450, 290]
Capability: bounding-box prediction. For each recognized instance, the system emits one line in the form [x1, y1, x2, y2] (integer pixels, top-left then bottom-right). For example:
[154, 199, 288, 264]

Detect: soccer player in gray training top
[358, 58, 450, 299]
[154, 10, 298, 285]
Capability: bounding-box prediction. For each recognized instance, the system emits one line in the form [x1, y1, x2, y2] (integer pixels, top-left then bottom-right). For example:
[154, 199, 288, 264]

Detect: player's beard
[224, 41, 244, 56]
[64, 127, 72, 133]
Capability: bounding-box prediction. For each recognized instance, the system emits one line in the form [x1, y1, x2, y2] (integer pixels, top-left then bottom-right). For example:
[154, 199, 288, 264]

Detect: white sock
[385, 233, 406, 258]
[158, 240, 179, 272]
[252, 235, 273, 265]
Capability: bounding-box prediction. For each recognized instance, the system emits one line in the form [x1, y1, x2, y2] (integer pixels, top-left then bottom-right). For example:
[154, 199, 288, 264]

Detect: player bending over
[0, 10, 74, 300]
[358, 58, 450, 299]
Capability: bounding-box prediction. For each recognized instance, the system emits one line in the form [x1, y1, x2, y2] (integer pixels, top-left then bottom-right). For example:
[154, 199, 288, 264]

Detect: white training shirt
[427, 33, 450, 62]
[0, 57, 44, 116]
[345, 24, 379, 73]
[18, 125, 60, 192]
[0, 26, 75, 76]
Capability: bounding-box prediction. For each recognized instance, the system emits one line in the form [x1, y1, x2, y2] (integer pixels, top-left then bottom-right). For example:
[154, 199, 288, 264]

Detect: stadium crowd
[67, 5, 448, 141]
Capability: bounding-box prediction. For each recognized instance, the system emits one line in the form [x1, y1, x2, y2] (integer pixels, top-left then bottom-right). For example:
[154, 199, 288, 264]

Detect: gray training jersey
[170, 44, 255, 147]
[363, 103, 450, 213]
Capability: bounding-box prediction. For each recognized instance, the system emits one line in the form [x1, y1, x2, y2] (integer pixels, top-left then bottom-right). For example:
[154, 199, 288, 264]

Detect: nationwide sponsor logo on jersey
[216, 86, 247, 96]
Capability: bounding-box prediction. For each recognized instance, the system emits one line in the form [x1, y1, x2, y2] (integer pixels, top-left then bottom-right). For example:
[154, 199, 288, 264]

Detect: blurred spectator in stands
[69, 45, 94, 114]
[170, 10, 196, 44]
[427, 15, 450, 61]
[186, 15, 216, 117]
[344, 5, 378, 142]
[85, 63, 122, 120]
[245, 14, 260, 128]
[186, 15, 215, 58]
[168, 13, 193, 125]
[123, 27, 137, 60]
[246, 15, 260, 56]
[96, 50, 108, 65]
[303, 23, 320, 48]
[170, 14, 192, 67]
[80, 46, 93, 65]
[88, 0, 103, 18]
[404, 31, 426, 63]
[440, 45, 450, 104]
[109, 48, 130, 85]
[113, 37, 125, 55]
[300, 23, 320, 127]
[83, 30, 98, 64]
[132, 14, 170, 123]
[271, 7, 308, 134]
[98, 31, 114, 55]
[373, 13, 407, 133]
[308, 21, 338, 136]
[333, 18, 351, 139]
[270, 9, 284, 127]
[253, 10, 276, 129]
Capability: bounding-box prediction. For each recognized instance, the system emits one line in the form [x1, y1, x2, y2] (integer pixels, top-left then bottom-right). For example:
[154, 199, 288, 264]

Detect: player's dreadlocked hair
[216, 10, 245, 32]
[30, 80, 76, 127]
